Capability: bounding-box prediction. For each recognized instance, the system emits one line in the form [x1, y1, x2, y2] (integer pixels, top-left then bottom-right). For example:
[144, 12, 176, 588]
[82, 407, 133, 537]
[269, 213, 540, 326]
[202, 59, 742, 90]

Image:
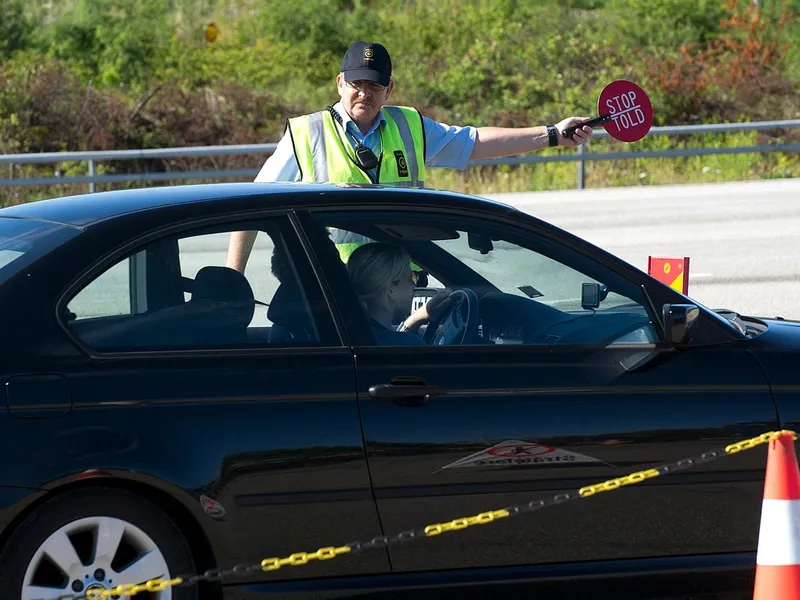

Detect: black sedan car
[0, 182, 796, 600]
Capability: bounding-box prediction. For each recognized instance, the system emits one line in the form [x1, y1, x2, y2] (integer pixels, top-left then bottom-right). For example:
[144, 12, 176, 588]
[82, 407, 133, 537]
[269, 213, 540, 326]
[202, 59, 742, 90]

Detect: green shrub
[35, 0, 174, 89]
[0, 0, 37, 60]
[1, 0, 798, 205]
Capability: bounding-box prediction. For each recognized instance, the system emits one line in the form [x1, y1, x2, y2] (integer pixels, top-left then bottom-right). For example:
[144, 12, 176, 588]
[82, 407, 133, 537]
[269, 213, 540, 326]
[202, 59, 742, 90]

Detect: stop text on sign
[606, 92, 647, 132]
[597, 80, 653, 143]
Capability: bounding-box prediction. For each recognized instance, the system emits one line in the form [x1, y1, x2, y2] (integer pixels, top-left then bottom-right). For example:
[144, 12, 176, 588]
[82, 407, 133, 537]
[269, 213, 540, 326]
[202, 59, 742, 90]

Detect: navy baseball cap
[341, 41, 392, 87]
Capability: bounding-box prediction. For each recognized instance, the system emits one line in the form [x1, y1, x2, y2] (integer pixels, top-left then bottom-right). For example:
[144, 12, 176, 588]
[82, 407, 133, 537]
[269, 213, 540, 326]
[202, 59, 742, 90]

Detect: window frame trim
[55, 209, 348, 359]
[130, 249, 148, 314]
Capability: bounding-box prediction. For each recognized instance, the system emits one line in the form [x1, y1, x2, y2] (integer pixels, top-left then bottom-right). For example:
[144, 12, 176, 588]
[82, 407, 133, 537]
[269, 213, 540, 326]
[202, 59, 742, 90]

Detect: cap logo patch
[364, 47, 374, 60]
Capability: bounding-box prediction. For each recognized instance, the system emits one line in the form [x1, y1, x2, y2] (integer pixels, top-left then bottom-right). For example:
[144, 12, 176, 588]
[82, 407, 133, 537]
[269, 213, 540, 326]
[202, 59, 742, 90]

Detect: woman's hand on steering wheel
[403, 291, 456, 331]
[420, 288, 481, 346]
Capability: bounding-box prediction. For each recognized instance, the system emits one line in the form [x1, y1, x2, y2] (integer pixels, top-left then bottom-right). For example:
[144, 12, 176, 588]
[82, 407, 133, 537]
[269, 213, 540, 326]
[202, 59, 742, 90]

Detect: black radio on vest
[326, 105, 380, 171]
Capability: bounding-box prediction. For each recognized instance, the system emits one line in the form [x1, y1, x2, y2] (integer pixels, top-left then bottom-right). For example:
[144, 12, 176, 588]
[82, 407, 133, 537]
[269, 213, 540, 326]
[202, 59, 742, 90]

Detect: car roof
[0, 182, 519, 228]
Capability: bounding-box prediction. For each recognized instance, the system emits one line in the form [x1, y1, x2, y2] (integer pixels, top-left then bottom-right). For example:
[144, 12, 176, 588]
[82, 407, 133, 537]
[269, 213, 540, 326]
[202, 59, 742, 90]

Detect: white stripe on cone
[756, 499, 800, 566]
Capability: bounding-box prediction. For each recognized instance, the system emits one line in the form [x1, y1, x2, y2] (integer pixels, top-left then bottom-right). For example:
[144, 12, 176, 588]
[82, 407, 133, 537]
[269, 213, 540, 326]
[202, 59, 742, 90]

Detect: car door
[49, 211, 390, 584]
[297, 202, 778, 578]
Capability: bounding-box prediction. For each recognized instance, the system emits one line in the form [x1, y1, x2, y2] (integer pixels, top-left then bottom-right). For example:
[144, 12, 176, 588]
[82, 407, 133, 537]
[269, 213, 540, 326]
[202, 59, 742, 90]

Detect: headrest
[193, 266, 254, 304]
[191, 266, 255, 328]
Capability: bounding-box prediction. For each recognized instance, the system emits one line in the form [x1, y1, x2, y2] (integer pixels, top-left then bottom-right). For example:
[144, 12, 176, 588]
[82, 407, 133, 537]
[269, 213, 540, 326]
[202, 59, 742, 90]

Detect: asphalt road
[483, 178, 800, 320]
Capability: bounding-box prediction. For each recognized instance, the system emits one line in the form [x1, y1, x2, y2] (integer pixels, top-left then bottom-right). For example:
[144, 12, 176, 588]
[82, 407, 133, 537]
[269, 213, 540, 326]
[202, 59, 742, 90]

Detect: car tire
[0, 486, 199, 600]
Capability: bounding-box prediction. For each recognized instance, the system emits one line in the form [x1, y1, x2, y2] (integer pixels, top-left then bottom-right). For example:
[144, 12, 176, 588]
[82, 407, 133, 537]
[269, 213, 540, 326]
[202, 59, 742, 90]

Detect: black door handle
[368, 377, 446, 406]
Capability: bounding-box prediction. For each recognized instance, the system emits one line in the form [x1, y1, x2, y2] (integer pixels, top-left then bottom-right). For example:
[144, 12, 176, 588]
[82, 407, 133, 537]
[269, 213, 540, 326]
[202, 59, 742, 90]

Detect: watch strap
[547, 124, 559, 148]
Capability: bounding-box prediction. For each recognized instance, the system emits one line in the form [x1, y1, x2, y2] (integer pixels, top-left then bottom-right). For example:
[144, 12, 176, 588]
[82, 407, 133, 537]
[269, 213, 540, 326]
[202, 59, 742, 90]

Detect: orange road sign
[648, 256, 689, 294]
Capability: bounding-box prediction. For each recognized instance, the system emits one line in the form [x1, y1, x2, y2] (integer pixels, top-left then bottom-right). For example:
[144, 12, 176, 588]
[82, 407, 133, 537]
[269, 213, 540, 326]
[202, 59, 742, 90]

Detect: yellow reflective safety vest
[287, 105, 427, 269]
[287, 105, 426, 187]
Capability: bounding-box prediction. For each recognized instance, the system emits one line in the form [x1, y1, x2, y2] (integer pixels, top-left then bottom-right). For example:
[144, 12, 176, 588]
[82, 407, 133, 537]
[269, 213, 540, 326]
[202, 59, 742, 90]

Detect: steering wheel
[422, 288, 480, 346]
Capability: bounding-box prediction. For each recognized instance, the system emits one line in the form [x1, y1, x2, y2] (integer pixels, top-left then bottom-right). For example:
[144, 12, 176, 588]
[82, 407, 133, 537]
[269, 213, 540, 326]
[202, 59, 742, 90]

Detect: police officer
[226, 40, 592, 272]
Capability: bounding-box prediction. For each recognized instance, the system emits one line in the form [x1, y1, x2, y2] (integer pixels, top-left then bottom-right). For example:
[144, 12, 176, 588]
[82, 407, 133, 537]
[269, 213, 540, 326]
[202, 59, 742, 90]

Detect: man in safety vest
[226, 40, 592, 272]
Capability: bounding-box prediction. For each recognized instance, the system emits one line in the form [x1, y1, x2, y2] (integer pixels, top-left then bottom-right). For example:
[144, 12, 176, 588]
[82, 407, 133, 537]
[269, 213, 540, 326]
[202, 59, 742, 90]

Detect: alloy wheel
[22, 515, 172, 600]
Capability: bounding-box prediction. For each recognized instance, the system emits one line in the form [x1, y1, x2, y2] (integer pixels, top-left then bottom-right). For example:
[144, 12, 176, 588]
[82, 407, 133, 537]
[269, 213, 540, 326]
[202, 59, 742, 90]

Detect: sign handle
[562, 114, 612, 139]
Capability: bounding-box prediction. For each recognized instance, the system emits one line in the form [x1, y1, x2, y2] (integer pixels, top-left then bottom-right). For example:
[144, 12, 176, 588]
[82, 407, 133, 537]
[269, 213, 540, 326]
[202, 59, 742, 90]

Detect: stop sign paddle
[563, 80, 653, 143]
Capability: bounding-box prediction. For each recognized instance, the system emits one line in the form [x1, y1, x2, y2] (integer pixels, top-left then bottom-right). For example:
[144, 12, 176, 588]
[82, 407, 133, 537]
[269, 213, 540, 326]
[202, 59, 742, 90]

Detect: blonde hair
[347, 242, 412, 315]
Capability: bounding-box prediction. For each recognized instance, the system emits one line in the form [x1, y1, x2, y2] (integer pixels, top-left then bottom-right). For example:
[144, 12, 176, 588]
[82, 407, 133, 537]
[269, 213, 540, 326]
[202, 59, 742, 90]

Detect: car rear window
[0, 217, 81, 285]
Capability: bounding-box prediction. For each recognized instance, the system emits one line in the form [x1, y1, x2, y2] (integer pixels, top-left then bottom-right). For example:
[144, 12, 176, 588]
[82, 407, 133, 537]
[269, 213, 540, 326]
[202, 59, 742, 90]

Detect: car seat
[267, 278, 316, 343]
[188, 265, 256, 344]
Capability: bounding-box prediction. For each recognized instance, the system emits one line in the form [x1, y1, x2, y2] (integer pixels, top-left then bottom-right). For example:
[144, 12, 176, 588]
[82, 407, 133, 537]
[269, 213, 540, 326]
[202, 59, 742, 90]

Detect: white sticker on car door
[437, 440, 603, 471]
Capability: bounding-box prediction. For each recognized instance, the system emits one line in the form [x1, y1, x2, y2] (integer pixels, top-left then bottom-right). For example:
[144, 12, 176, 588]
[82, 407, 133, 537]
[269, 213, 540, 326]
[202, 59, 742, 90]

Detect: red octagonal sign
[598, 80, 653, 143]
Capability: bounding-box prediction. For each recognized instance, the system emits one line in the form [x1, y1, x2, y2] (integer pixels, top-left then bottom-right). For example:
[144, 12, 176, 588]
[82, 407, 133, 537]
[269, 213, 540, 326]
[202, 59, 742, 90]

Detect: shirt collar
[333, 101, 385, 138]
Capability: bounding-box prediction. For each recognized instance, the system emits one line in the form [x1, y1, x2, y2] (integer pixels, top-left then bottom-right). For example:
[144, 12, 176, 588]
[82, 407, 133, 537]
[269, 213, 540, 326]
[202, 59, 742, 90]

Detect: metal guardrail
[2, 119, 799, 192]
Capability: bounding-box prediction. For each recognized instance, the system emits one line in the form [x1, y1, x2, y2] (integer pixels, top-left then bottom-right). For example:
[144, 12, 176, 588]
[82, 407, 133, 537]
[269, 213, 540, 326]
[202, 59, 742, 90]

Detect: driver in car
[347, 242, 452, 345]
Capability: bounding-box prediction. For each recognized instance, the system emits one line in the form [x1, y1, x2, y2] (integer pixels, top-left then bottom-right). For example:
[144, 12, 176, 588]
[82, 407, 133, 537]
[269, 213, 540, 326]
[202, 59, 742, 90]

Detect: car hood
[737, 315, 800, 388]
[750, 316, 800, 349]
[730, 315, 800, 412]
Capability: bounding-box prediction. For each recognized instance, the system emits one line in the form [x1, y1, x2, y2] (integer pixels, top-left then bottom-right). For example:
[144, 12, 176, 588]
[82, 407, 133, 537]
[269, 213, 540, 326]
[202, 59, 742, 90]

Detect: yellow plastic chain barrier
[260, 545, 351, 571]
[59, 429, 796, 600]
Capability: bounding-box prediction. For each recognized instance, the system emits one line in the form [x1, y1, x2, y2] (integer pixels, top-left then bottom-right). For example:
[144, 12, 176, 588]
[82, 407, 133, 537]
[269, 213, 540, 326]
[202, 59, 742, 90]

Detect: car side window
[62, 219, 339, 352]
[67, 257, 134, 320]
[313, 211, 659, 348]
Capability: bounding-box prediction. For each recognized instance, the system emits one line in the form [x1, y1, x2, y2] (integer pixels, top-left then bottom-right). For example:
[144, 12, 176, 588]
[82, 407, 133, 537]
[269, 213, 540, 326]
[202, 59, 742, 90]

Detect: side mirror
[662, 303, 700, 345]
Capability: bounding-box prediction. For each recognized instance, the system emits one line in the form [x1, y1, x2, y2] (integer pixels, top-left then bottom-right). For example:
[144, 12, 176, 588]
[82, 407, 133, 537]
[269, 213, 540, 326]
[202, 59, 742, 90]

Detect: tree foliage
[1, 0, 798, 200]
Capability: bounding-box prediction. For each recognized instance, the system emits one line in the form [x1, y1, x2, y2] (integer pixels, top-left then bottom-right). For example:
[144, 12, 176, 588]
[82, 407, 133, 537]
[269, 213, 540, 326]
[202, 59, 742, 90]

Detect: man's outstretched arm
[470, 117, 593, 160]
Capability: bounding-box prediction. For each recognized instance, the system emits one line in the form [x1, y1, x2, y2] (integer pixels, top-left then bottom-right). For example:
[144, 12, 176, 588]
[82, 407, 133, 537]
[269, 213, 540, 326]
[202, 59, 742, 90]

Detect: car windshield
[424, 230, 746, 340]
[0, 217, 80, 285]
[426, 231, 640, 313]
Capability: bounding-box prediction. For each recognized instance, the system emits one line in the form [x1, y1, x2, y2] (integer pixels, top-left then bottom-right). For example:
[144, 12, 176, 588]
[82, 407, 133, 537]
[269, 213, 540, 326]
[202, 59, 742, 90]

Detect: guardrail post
[88, 159, 96, 193]
[577, 144, 586, 189]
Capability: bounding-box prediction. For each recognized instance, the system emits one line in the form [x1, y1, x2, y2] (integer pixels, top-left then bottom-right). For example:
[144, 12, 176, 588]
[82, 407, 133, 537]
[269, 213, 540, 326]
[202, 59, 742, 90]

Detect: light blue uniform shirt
[254, 101, 477, 183]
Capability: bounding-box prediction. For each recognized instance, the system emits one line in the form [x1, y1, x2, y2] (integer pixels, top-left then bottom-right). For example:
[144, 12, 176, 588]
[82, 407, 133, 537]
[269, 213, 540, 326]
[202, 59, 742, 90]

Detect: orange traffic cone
[753, 431, 800, 599]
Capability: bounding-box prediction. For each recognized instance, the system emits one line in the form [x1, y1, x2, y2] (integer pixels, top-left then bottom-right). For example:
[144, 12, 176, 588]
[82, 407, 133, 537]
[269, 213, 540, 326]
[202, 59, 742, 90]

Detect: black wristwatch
[546, 124, 559, 148]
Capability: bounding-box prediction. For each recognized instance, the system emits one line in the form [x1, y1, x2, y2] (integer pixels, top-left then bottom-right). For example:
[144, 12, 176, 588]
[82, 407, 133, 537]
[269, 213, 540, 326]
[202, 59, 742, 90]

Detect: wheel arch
[0, 477, 222, 599]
